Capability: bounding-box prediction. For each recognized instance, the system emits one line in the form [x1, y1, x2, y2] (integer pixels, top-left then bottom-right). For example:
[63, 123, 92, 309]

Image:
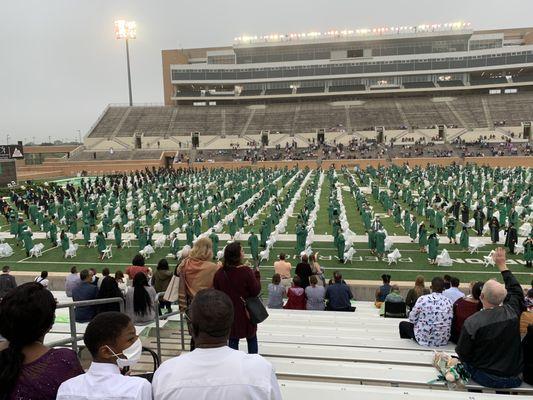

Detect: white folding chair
[468, 239, 485, 254]
[121, 238, 131, 248]
[387, 248, 401, 265]
[483, 250, 496, 268]
[343, 247, 356, 264]
[88, 237, 96, 248]
[102, 244, 113, 260]
[436, 249, 453, 267]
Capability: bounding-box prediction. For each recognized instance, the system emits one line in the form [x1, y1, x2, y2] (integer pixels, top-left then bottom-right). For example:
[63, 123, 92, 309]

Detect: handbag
[224, 268, 268, 325]
[163, 271, 180, 303]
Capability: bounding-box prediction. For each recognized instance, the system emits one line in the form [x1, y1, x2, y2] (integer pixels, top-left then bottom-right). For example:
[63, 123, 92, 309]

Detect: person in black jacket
[523, 324, 533, 385]
[505, 223, 518, 254]
[456, 247, 524, 389]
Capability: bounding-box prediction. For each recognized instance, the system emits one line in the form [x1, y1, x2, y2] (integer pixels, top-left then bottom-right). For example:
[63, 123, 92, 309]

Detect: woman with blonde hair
[176, 237, 219, 350]
[405, 275, 430, 310]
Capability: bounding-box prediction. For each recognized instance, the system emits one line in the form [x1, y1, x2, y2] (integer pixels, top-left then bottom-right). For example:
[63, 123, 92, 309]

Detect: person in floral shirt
[399, 276, 453, 347]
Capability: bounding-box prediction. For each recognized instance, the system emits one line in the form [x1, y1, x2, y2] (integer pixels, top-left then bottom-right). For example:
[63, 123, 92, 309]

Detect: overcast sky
[1, 0, 532, 143]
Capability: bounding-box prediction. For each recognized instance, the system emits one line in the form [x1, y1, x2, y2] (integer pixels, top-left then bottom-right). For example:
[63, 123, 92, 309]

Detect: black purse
[224, 268, 268, 324]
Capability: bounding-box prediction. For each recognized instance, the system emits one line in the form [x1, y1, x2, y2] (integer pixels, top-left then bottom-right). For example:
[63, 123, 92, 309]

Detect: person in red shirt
[125, 254, 151, 280]
[284, 276, 306, 310]
[450, 281, 483, 343]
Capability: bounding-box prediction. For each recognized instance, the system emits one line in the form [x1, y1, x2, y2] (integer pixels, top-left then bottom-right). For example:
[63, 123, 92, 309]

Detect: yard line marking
[17, 245, 61, 262]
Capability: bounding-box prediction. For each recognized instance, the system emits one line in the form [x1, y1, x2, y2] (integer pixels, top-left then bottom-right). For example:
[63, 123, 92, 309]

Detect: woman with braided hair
[0, 283, 83, 399]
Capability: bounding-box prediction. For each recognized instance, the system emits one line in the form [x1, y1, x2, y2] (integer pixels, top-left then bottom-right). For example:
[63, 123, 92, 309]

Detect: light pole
[77, 129, 82, 144]
[6, 134, 10, 145]
[114, 20, 136, 106]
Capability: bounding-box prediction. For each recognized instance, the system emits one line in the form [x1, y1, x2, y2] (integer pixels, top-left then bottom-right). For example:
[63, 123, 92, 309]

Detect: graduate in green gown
[295, 221, 306, 254]
[82, 220, 91, 246]
[524, 237, 533, 268]
[138, 227, 148, 250]
[375, 229, 385, 258]
[162, 216, 171, 237]
[260, 220, 268, 249]
[60, 230, 69, 255]
[409, 217, 418, 242]
[49, 218, 58, 246]
[428, 232, 439, 264]
[113, 222, 122, 248]
[247, 230, 259, 266]
[21, 228, 34, 257]
[228, 218, 237, 240]
[185, 224, 194, 247]
[209, 232, 219, 259]
[446, 217, 457, 244]
[459, 224, 469, 251]
[337, 232, 345, 263]
[170, 233, 180, 258]
[418, 222, 427, 252]
[96, 231, 106, 260]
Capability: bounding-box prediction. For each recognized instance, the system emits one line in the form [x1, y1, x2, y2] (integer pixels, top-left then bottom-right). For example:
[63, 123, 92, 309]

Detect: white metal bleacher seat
[102, 244, 112, 260]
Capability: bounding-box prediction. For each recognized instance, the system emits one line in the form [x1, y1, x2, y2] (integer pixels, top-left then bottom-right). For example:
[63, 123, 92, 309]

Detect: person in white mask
[57, 312, 152, 400]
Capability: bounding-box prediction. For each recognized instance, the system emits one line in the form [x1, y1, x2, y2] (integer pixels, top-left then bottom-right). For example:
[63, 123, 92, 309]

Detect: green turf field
[2, 238, 531, 286]
[3, 170, 532, 287]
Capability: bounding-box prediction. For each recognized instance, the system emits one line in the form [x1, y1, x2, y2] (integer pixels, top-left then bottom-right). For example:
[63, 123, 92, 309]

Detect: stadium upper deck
[162, 24, 533, 105]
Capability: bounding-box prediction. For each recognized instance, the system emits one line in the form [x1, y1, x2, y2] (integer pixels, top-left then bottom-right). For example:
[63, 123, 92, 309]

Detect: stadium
[0, 12, 532, 399]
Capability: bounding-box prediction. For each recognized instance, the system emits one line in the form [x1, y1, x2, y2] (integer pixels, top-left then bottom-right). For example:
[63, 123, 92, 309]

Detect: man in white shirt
[65, 266, 80, 297]
[57, 312, 151, 400]
[152, 288, 282, 400]
[443, 276, 465, 304]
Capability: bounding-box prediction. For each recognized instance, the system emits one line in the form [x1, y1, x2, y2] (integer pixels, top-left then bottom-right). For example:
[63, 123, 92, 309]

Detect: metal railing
[48, 294, 187, 361]
[48, 297, 125, 353]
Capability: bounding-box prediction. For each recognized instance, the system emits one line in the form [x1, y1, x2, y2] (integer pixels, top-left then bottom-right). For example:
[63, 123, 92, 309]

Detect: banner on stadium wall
[0, 145, 24, 159]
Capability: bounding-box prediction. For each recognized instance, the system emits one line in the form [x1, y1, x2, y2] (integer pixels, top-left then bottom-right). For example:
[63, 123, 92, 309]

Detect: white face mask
[106, 338, 142, 369]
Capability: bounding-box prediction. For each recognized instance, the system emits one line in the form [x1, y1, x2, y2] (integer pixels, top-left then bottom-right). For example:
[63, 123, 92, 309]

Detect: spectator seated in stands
[0, 282, 83, 400]
[443, 276, 465, 304]
[305, 275, 325, 311]
[379, 284, 404, 317]
[153, 259, 173, 315]
[57, 312, 151, 400]
[399, 276, 453, 346]
[125, 254, 151, 280]
[405, 275, 430, 310]
[0, 265, 17, 299]
[125, 272, 157, 325]
[72, 269, 99, 323]
[521, 288, 533, 335]
[152, 289, 282, 400]
[325, 271, 355, 312]
[374, 274, 392, 308]
[64, 266, 80, 298]
[449, 281, 483, 343]
[267, 273, 285, 309]
[96, 273, 124, 314]
[284, 276, 306, 310]
[456, 248, 524, 389]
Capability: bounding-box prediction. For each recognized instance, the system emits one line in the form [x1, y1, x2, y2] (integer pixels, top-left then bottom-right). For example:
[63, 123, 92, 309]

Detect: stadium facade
[162, 24, 533, 105]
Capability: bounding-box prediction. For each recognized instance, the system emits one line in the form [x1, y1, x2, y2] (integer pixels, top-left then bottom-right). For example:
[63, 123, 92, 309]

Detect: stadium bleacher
[86, 92, 533, 142]
[44, 294, 532, 398]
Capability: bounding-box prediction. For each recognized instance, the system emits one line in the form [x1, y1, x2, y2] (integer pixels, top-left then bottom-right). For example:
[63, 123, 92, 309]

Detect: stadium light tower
[114, 20, 136, 106]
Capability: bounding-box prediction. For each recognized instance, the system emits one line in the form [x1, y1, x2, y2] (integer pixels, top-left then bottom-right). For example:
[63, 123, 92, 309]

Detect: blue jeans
[463, 362, 522, 389]
[228, 336, 258, 354]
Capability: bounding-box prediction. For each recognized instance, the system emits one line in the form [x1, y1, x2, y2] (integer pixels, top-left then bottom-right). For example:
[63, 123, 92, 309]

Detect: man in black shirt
[456, 247, 524, 389]
[295, 254, 313, 290]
